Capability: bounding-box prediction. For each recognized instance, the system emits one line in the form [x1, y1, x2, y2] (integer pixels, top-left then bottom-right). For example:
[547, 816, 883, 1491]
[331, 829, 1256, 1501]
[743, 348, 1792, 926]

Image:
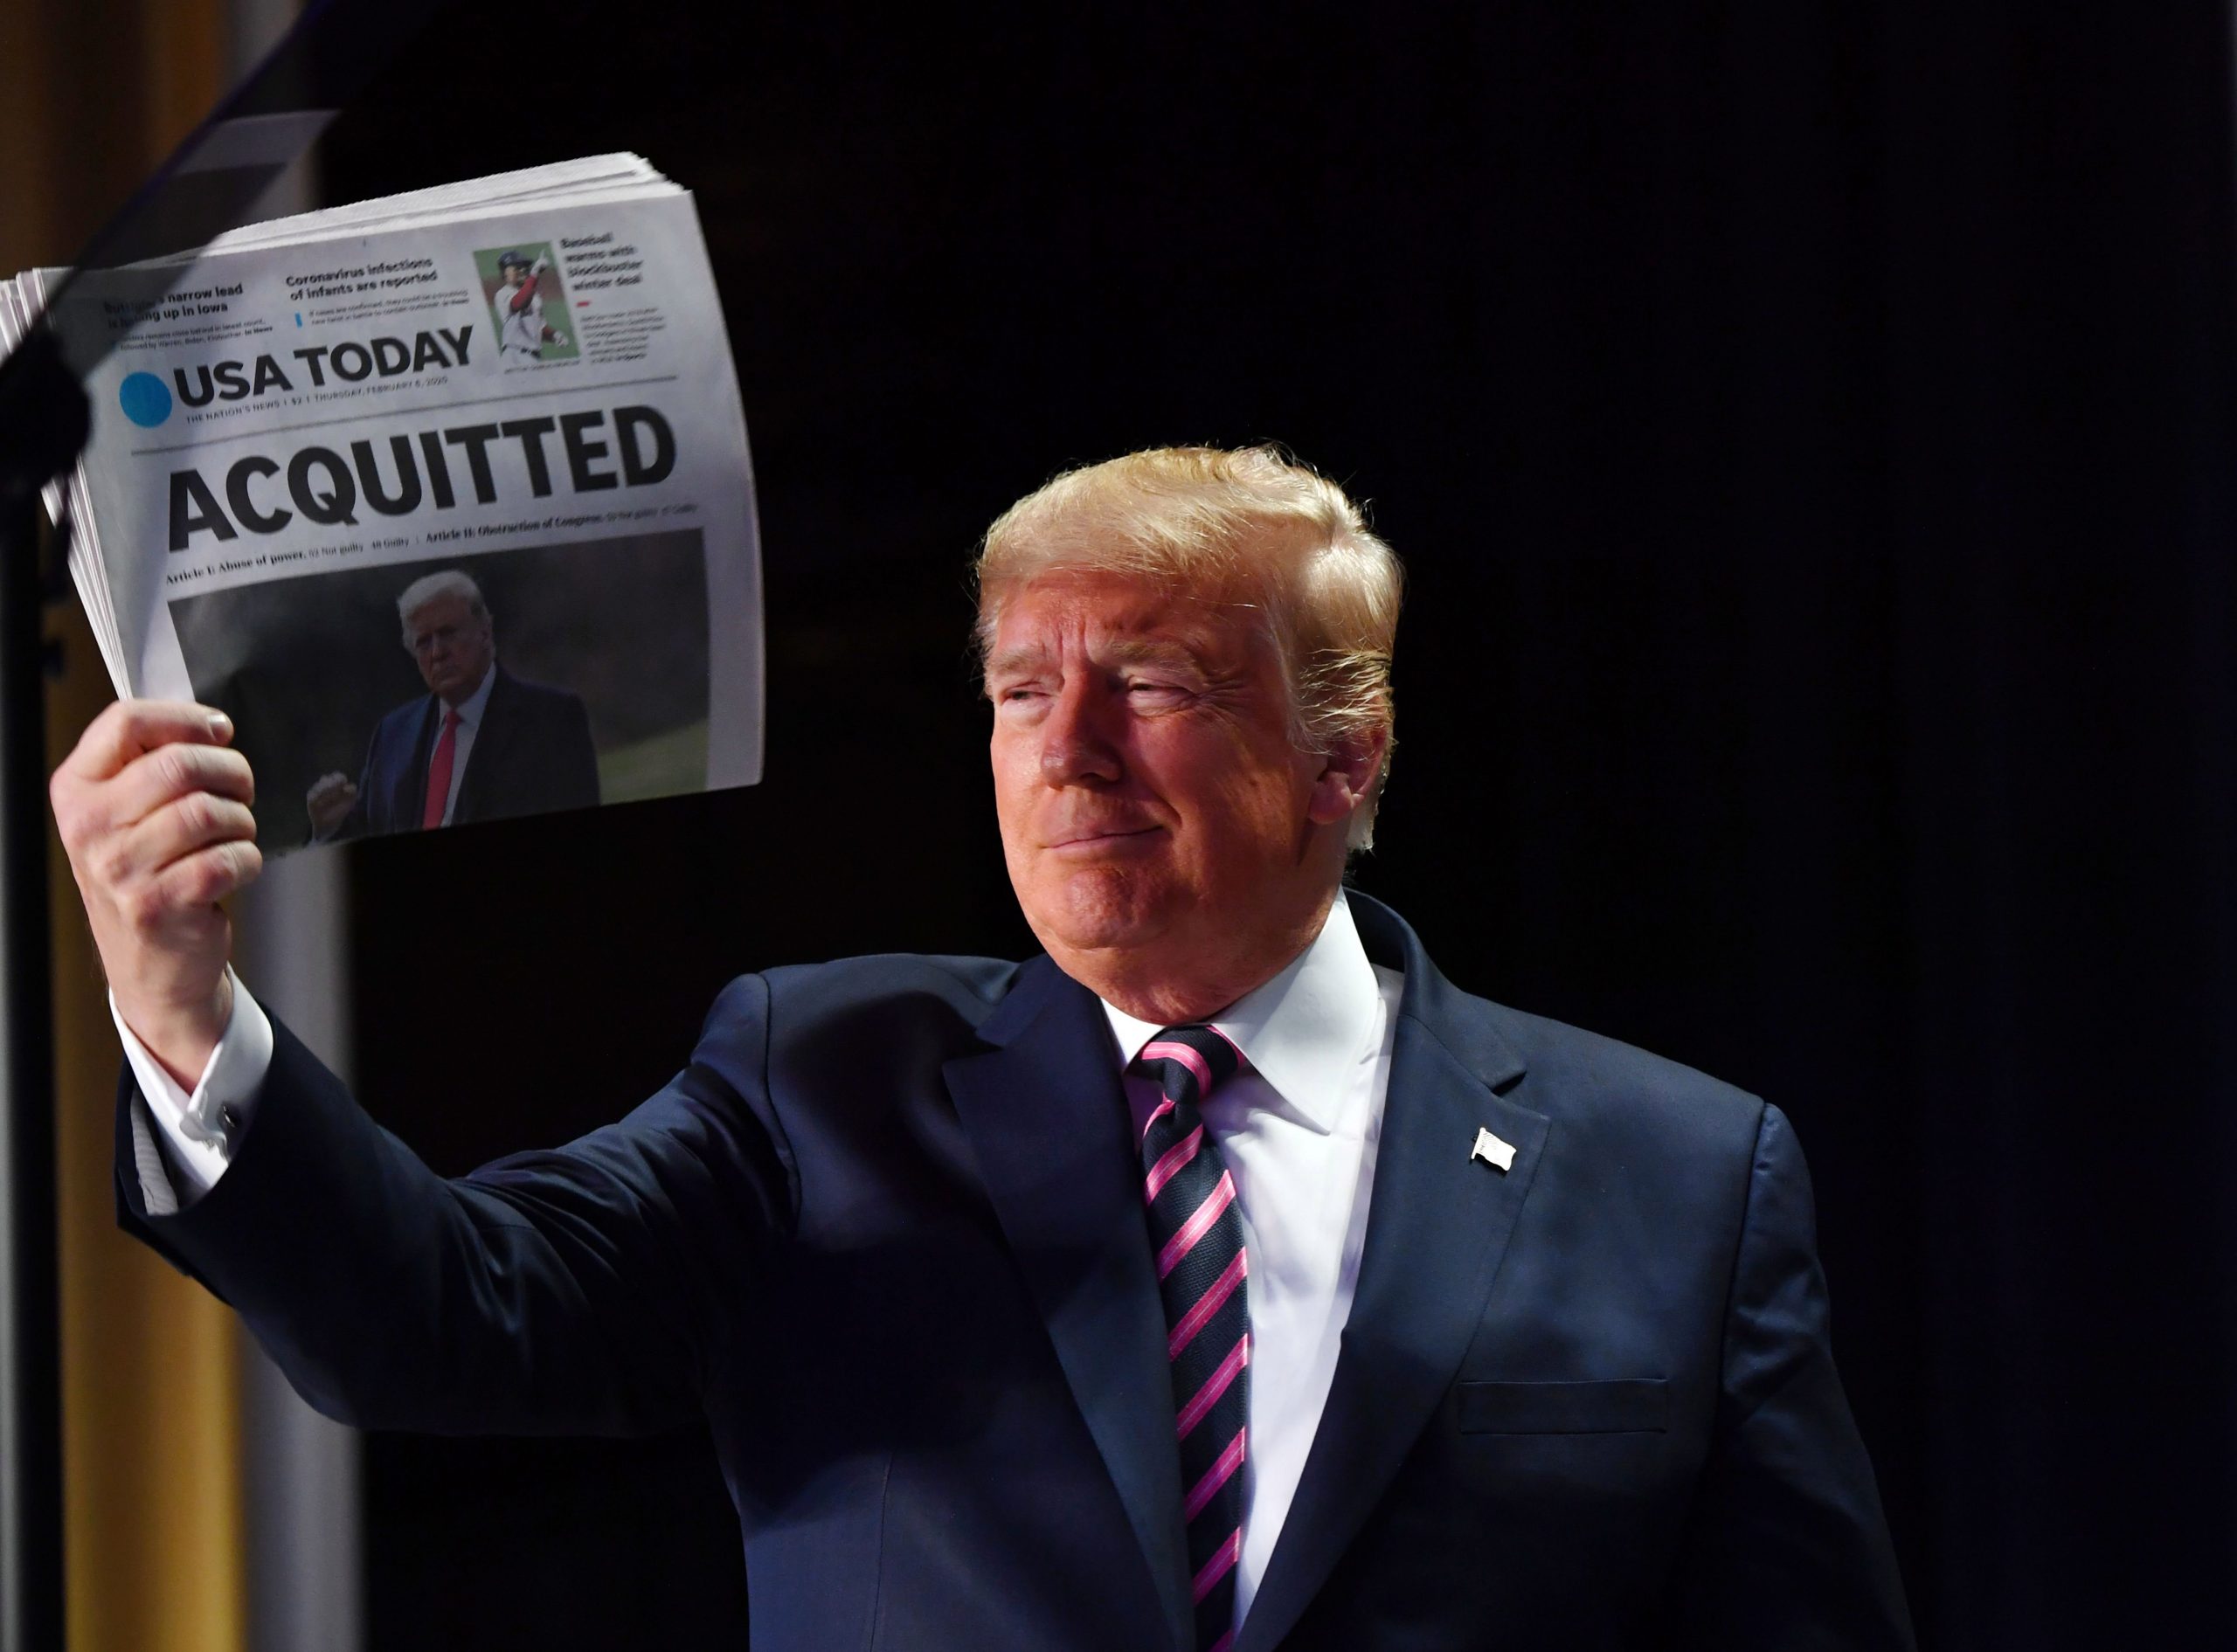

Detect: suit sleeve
[320, 709, 397, 842]
[1666, 1103, 1916, 1650]
[318, 733, 379, 842]
[111, 975, 796, 1438]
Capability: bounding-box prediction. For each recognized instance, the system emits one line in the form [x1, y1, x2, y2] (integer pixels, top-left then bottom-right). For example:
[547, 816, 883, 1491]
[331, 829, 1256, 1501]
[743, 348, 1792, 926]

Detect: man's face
[405, 592, 494, 704]
[987, 570, 1338, 998]
[501, 261, 529, 288]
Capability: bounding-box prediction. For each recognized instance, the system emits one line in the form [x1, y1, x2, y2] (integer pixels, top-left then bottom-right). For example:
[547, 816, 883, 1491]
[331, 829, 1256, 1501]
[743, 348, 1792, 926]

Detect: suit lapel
[395, 696, 440, 830]
[1235, 899, 1547, 1652]
[450, 668, 512, 824]
[942, 958, 1193, 1652]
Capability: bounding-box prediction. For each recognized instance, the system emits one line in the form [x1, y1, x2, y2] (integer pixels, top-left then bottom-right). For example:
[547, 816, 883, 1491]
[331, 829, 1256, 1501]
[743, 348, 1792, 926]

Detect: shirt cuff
[110, 971, 275, 1209]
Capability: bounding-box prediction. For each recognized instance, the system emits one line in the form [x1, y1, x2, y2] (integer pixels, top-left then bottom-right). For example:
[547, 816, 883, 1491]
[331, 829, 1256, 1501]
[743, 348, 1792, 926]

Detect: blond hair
[974, 445, 1402, 849]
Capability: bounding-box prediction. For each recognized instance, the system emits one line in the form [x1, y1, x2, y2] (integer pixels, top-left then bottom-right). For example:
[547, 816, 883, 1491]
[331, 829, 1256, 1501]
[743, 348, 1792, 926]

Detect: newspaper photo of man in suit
[305, 569, 599, 840]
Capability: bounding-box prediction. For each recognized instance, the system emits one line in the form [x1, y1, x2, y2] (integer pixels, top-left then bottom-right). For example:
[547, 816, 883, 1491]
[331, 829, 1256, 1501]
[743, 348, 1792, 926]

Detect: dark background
[314, 2, 2236, 1647]
[170, 527, 709, 841]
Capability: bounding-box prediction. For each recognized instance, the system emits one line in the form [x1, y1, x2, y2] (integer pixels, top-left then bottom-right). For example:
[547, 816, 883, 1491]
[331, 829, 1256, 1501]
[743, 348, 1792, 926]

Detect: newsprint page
[3, 156, 762, 848]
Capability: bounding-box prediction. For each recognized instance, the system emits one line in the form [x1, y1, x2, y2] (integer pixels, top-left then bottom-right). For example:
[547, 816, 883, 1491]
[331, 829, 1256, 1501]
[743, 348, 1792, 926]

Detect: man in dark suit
[51, 446, 1914, 1649]
[304, 568, 599, 839]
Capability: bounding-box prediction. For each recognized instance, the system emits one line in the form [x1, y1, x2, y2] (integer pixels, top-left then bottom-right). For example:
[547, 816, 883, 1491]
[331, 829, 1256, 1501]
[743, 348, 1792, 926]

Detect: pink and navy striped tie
[1135, 1024, 1251, 1652]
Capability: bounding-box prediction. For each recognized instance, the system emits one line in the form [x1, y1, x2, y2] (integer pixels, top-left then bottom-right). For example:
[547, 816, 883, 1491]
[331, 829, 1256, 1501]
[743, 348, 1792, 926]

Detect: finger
[99, 743, 255, 833]
[61, 699, 232, 783]
[151, 839, 263, 911]
[114, 793, 257, 888]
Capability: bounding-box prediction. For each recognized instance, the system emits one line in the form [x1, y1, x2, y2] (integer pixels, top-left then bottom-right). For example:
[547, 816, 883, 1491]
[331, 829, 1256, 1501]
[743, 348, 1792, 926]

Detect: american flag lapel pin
[1471, 1125, 1517, 1173]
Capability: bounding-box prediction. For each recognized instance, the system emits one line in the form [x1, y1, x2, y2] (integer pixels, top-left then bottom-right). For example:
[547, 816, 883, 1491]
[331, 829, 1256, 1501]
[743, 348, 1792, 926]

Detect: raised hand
[306, 771, 359, 838]
[50, 700, 260, 1086]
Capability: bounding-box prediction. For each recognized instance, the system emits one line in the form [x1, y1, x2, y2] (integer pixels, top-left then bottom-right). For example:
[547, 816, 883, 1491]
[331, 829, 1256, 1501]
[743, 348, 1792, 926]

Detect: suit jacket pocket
[1457, 1378, 1668, 1434]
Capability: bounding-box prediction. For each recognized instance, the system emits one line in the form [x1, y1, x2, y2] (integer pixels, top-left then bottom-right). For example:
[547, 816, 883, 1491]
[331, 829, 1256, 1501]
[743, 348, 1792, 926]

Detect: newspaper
[1, 155, 762, 848]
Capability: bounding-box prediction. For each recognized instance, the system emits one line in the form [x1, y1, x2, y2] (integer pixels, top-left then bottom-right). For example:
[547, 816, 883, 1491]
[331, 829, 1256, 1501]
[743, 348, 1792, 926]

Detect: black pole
[0, 326, 86, 1652]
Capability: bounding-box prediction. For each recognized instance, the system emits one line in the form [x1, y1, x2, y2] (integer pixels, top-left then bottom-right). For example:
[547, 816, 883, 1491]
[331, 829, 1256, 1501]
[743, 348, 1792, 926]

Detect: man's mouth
[1049, 825, 1160, 852]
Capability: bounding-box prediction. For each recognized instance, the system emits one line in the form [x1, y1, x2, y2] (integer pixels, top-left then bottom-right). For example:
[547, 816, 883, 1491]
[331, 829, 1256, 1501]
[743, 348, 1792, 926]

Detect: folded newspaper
[1, 154, 761, 848]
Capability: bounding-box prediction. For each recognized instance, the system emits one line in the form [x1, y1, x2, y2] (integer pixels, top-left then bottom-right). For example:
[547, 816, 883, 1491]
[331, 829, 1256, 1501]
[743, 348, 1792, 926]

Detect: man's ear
[1304, 727, 1389, 827]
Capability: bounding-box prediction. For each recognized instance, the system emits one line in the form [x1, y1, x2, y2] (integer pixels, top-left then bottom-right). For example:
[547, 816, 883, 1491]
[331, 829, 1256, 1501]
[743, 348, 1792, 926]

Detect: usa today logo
[118, 372, 173, 429]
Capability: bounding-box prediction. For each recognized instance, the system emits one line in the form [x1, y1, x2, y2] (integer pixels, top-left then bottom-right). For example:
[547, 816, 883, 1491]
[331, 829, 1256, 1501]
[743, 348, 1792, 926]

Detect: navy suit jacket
[115, 895, 1913, 1650]
[332, 665, 599, 837]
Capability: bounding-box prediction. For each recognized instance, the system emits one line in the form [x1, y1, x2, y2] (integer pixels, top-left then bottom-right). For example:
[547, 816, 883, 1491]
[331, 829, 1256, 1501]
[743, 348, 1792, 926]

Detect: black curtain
[317, 2, 2236, 1644]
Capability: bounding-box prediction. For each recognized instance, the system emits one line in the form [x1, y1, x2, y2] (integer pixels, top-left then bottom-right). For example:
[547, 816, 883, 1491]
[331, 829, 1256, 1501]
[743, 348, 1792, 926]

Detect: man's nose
[1038, 679, 1123, 786]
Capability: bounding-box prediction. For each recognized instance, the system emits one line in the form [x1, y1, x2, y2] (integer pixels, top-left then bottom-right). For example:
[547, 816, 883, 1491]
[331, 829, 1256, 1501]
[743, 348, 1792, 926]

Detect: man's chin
[1021, 866, 1178, 955]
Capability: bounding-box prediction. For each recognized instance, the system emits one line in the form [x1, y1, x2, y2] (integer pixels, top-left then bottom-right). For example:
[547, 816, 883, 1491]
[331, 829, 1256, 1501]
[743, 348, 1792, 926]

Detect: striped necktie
[421, 707, 463, 830]
[1134, 1024, 1251, 1652]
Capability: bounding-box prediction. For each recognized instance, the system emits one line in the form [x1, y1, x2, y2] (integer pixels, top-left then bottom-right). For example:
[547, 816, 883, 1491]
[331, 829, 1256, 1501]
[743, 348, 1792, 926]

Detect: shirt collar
[1098, 889, 1382, 1134]
[445, 663, 498, 729]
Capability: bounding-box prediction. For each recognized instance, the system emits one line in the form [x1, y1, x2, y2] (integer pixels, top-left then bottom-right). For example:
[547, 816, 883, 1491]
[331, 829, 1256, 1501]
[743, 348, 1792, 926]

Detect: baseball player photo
[477, 243, 578, 364]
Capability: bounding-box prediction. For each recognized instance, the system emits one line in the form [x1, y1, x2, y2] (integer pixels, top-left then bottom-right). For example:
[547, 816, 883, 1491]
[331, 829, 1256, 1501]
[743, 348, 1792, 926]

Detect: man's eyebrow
[1099, 638, 1206, 670]
[982, 644, 1052, 679]
[983, 638, 1209, 680]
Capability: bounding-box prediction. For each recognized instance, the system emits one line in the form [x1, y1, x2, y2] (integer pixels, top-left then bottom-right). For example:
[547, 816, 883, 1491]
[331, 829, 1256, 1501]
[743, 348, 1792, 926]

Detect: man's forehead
[407, 594, 473, 627]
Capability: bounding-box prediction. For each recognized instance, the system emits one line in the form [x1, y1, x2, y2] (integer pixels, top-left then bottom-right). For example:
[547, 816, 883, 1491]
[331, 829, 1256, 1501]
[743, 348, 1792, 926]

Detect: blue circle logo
[117, 372, 172, 428]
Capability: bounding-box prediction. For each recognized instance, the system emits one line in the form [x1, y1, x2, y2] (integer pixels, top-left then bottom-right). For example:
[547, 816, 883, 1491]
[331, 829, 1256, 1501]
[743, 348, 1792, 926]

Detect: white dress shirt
[118, 888, 1402, 1637]
[1101, 891, 1402, 1633]
[114, 967, 274, 1213]
[427, 663, 497, 827]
